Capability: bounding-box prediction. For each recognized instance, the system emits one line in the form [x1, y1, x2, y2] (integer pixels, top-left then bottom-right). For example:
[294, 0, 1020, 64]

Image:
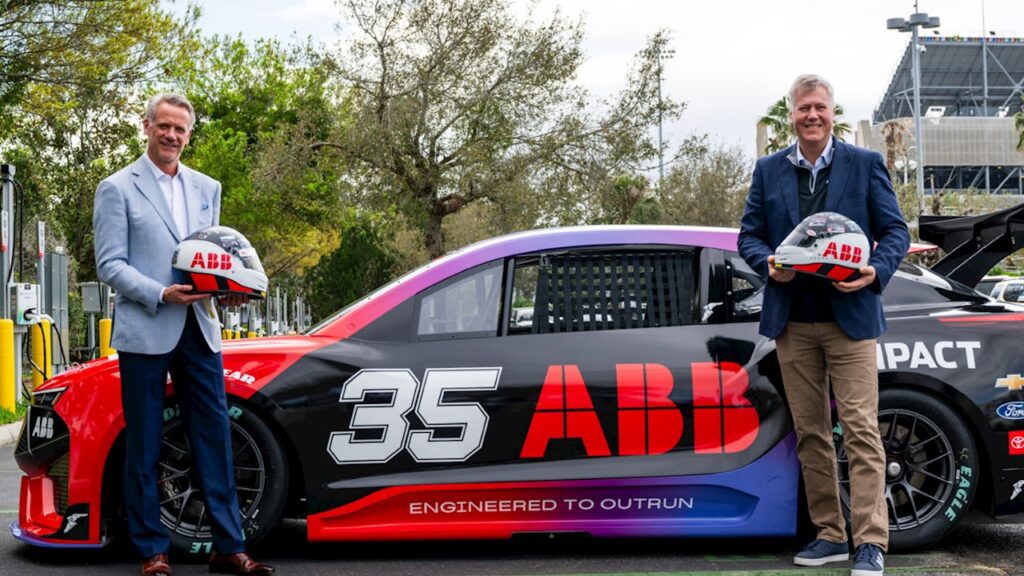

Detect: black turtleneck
[789, 164, 835, 324]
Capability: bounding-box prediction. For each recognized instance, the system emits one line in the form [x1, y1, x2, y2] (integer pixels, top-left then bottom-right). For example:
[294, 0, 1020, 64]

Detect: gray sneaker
[851, 543, 885, 576]
[793, 539, 850, 566]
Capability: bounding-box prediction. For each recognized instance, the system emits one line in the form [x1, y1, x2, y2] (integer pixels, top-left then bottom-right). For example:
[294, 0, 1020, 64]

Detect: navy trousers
[119, 307, 245, 559]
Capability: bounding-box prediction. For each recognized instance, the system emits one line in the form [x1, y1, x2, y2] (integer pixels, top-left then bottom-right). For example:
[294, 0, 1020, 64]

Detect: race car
[13, 218, 1024, 555]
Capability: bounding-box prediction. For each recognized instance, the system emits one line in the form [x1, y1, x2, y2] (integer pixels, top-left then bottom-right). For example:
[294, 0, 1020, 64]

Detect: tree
[0, 1, 200, 280]
[320, 0, 681, 258]
[528, 31, 685, 228]
[303, 212, 397, 321]
[758, 97, 792, 156]
[758, 96, 852, 155]
[592, 174, 659, 225]
[175, 36, 347, 278]
[1016, 96, 1024, 151]
[880, 118, 910, 178]
[0, 0, 199, 135]
[657, 141, 751, 228]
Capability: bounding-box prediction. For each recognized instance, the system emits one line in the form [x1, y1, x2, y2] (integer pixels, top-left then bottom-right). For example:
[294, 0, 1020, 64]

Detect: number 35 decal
[327, 368, 501, 465]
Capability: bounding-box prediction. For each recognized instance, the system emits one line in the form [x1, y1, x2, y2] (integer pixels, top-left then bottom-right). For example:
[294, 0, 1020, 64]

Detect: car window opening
[509, 250, 696, 334]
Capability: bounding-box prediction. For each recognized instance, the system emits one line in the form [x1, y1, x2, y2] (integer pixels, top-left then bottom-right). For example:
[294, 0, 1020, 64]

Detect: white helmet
[172, 226, 267, 298]
[773, 212, 870, 282]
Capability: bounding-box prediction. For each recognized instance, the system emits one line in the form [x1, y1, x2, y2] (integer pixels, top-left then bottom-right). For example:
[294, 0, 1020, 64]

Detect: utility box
[80, 282, 102, 314]
[44, 252, 68, 372]
[12, 283, 38, 325]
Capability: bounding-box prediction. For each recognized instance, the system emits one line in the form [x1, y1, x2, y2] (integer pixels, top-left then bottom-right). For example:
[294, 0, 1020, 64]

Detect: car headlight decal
[31, 387, 67, 407]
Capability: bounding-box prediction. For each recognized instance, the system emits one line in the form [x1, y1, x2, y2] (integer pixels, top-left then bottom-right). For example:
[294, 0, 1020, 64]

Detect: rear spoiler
[919, 202, 1024, 287]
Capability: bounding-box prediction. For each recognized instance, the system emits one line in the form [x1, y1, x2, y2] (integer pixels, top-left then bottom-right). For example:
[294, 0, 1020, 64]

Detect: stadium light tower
[887, 3, 940, 217]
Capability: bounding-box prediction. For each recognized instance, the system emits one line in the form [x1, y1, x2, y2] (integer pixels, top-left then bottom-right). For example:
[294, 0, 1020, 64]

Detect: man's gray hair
[788, 74, 835, 108]
[145, 92, 196, 130]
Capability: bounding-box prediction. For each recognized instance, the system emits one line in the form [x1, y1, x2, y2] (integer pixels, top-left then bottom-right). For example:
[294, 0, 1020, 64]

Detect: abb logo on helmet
[821, 241, 863, 265]
[190, 252, 232, 270]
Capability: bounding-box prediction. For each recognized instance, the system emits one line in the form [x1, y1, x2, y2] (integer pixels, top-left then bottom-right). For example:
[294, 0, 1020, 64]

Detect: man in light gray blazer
[94, 93, 273, 576]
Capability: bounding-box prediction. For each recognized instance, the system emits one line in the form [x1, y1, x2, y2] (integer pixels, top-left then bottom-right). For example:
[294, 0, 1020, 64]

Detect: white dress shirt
[790, 136, 835, 192]
[141, 154, 188, 239]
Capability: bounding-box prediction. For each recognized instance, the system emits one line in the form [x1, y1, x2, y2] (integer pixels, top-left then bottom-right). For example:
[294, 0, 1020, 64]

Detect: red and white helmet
[172, 226, 267, 298]
[773, 212, 870, 282]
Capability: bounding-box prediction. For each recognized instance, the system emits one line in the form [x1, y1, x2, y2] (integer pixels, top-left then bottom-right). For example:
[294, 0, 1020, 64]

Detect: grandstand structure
[855, 35, 1024, 195]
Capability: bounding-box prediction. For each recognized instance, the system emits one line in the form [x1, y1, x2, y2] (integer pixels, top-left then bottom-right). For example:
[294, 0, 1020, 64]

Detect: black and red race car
[13, 210, 1024, 555]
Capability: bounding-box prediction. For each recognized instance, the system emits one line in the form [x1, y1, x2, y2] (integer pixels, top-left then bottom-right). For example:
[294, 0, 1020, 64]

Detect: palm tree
[880, 119, 910, 176]
[758, 97, 852, 155]
[832, 104, 852, 140]
[758, 97, 792, 155]
[1016, 99, 1024, 151]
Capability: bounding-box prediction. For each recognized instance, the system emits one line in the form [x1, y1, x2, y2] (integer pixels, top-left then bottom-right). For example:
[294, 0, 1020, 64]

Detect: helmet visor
[781, 221, 822, 248]
[235, 247, 265, 275]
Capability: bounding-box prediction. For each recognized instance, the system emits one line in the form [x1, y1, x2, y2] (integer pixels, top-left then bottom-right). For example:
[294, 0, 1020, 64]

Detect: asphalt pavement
[0, 422, 1021, 576]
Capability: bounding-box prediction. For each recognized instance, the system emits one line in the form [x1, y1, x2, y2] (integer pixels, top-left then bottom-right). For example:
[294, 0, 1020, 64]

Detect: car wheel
[158, 400, 288, 557]
[834, 388, 978, 551]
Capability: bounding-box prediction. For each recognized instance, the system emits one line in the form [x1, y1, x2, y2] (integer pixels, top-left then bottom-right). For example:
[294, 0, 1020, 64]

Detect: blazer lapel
[825, 141, 852, 212]
[778, 145, 800, 227]
[131, 156, 180, 242]
[180, 165, 201, 237]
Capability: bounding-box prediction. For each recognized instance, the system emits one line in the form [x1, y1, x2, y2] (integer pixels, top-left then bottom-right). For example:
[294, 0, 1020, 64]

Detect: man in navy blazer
[739, 75, 909, 576]
[94, 93, 274, 576]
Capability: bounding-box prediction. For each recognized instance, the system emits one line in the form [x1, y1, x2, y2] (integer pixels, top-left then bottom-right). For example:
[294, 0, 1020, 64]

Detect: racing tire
[834, 388, 978, 551]
[158, 400, 288, 558]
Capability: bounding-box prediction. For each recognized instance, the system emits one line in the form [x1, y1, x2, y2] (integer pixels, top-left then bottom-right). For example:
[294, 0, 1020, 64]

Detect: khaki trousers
[776, 321, 888, 551]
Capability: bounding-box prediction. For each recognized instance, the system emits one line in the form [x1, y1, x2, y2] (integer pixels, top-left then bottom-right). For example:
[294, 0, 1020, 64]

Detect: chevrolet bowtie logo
[996, 374, 1024, 390]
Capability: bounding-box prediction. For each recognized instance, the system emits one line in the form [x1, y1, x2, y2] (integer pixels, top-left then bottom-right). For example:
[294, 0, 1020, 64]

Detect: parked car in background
[976, 275, 1016, 297]
[511, 307, 534, 329]
[991, 279, 1024, 303]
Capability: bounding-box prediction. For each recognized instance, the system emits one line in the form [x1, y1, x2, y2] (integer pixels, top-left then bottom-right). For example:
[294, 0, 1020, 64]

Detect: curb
[0, 421, 22, 446]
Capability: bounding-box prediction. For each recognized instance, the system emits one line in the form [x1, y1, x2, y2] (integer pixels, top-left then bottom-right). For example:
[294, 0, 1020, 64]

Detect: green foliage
[0, 0, 200, 131]
[593, 174, 660, 225]
[303, 212, 397, 321]
[175, 36, 347, 277]
[988, 266, 1013, 276]
[881, 119, 911, 177]
[325, 0, 682, 257]
[1017, 95, 1024, 151]
[534, 30, 686, 227]
[758, 98, 793, 156]
[0, 402, 26, 425]
[0, 1, 199, 281]
[512, 296, 533, 308]
[66, 275, 87, 362]
[658, 141, 751, 227]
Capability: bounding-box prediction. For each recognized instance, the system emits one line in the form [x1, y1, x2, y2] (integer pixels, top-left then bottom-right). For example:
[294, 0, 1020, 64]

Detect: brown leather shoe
[142, 553, 171, 576]
[209, 552, 275, 575]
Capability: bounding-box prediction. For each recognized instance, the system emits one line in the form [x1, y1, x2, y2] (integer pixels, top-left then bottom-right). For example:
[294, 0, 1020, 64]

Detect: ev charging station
[0, 164, 69, 412]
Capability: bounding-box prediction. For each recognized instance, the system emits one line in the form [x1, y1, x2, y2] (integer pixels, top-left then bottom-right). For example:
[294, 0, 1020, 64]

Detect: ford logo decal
[996, 402, 1024, 420]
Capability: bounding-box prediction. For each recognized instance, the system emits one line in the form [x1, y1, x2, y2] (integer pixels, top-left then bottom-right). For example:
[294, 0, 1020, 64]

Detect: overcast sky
[179, 0, 1024, 160]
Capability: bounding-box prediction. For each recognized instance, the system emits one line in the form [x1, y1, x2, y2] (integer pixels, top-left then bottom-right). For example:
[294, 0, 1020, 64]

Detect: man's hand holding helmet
[833, 265, 876, 293]
[161, 283, 210, 304]
[772, 211, 872, 289]
[767, 255, 796, 283]
[171, 226, 268, 303]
